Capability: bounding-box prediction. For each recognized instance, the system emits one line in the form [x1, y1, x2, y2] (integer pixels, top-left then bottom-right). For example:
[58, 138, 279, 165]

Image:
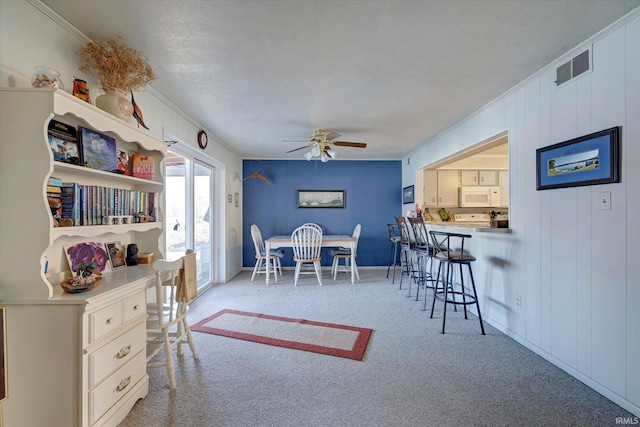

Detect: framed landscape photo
[402, 185, 414, 204]
[536, 127, 620, 190]
[106, 241, 127, 270]
[79, 127, 118, 172]
[297, 190, 345, 208]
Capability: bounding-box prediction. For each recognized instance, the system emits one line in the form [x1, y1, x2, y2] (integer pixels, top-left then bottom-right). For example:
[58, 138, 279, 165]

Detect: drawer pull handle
[133, 304, 139, 311]
[114, 376, 131, 393]
[106, 317, 114, 324]
[114, 345, 132, 359]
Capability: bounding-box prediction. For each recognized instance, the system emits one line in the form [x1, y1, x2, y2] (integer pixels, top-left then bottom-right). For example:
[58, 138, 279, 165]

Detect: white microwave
[458, 186, 501, 207]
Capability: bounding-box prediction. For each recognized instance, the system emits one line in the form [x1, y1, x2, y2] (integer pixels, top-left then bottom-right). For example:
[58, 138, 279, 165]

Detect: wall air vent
[555, 48, 591, 86]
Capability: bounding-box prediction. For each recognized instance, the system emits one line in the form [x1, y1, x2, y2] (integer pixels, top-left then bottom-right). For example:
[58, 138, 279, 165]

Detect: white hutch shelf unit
[0, 88, 167, 426]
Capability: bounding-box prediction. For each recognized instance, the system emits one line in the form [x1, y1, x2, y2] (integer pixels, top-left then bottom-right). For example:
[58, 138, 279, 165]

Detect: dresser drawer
[89, 350, 146, 426]
[89, 302, 123, 342]
[123, 291, 146, 323]
[88, 322, 146, 388]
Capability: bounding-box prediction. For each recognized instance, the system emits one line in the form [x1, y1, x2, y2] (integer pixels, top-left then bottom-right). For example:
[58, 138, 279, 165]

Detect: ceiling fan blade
[324, 131, 341, 141]
[333, 141, 367, 148]
[285, 144, 312, 153]
[282, 139, 308, 142]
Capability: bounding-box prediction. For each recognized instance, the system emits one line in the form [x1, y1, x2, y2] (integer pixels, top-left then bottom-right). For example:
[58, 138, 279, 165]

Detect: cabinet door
[423, 170, 438, 206]
[437, 170, 459, 206]
[461, 170, 478, 185]
[479, 170, 497, 186]
[499, 170, 509, 207]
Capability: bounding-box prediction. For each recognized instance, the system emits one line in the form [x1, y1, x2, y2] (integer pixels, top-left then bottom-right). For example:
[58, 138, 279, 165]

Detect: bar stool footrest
[434, 290, 477, 305]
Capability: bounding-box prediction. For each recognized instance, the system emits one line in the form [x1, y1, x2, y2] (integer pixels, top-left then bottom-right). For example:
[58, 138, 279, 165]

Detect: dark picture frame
[106, 241, 127, 270]
[0, 305, 6, 402]
[79, 127, 118, 172]
[536, 127, 620, 190]
[402, 185, 414, 204]
[297, 190, 345, 208]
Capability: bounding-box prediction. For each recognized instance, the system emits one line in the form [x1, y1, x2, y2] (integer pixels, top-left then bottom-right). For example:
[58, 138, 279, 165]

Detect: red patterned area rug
[191, 309, 373, 361]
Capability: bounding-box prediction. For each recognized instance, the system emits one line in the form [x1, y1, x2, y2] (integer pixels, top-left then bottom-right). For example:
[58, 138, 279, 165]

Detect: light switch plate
[600, 191, 611, 210]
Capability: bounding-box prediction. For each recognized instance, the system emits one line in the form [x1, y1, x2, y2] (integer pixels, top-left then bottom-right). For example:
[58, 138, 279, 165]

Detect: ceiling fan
[284, 128, 367, 161]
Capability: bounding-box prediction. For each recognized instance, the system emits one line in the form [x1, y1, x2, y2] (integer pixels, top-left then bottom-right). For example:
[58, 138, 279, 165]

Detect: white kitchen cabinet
[499, 170, 509, 207]
[0, 88, 166, 426]
[461, 170, 498, 186]
[423, 170, 438, 206]
[423, 170, 459, 207]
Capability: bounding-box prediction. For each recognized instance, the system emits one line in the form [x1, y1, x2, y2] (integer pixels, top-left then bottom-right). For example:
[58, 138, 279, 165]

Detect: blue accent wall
[242, 160, 402, 268]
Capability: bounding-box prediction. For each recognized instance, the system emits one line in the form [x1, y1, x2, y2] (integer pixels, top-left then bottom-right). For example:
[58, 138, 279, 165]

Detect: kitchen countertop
[424, 221, 512, 233]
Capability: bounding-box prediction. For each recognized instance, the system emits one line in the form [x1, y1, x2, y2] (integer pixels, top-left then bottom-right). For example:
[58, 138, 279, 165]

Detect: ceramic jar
[95, 87, 133, 121]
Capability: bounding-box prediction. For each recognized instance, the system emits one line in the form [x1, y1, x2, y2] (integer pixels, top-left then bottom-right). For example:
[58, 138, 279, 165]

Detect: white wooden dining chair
[291, 224, 323, 286]
[329, 224, 362, 280]
[146, 252, 199, 389]
[250, 224, 284, 282]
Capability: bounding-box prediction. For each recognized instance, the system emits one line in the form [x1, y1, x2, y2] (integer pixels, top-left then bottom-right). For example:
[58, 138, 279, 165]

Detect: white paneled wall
[403, 9, 640, 416]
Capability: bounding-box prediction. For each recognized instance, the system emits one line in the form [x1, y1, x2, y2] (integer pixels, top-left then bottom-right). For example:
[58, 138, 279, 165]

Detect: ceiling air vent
[555, 48, 591, 86]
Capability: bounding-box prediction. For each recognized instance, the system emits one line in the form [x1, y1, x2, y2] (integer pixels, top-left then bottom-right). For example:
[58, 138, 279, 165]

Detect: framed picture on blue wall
[297, 190, 345, 208]
[536, 127, 620, 190]
[402, 185, 414, 204]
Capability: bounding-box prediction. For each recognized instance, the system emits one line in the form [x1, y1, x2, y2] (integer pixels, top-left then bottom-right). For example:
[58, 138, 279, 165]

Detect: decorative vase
[95, 87, 133, 122]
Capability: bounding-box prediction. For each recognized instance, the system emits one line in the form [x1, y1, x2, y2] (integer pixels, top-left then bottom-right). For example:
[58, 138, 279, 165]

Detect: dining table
[264, 234, 357, 285]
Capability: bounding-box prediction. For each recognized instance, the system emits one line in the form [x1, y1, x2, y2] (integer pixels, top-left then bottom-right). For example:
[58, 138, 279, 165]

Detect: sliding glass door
[165, 150, 215, 288]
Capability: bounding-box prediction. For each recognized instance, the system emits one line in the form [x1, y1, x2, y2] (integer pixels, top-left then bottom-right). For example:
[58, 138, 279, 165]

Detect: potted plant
[78, 40, 156, 121]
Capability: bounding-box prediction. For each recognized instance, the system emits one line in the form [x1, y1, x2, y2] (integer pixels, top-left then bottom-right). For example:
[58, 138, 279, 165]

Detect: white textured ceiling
[43, 0, 640, 160]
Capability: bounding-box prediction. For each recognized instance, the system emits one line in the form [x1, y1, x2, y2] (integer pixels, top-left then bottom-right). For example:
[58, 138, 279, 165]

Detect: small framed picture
[402, 185, 414, 204]
[106, 241, 127, 270]
[227, 194, 232, 203]
[116, 150, 129, 175]
[79, 127, 118, 172]
[64, 242, 111, 275]
[234, 192, 239, 207]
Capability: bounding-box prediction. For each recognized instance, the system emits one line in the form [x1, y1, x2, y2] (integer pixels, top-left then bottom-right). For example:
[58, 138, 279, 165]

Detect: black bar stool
[386, 223, 401, 283]
[428, 231, 485, 335]
[408, 217, 435, 302]
[394, 216, 414, 291]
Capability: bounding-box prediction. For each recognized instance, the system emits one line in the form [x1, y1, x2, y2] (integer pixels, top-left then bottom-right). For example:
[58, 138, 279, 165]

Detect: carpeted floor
[118, 269, 634, 426]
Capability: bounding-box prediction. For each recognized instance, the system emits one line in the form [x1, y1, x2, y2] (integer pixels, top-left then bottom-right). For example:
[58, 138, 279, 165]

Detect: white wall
[0, 0, 244, 282]
[404, 8, 640, 415]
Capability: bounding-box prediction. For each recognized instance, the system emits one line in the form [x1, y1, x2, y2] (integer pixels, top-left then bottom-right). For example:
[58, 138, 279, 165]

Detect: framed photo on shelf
[116, 150, 130, 175]
[536, 127, 620, 190]
[297, 190, 345, 209]
[105, 241, 127, 270]
[79, 127, 118, 172]
[64, 242, 111, 276]
[402, 185, 414, 204]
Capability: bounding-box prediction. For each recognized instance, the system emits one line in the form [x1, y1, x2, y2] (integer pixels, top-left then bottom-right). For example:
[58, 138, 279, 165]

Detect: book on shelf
[131, 153, 155, 180]
[60, 182, 80, 226]
[53, 181, 158, 227]
[47, 119, 81, 165]
[79, 127, 118, 172]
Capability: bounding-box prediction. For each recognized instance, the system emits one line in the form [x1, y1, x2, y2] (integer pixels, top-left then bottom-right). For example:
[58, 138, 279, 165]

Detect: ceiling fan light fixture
[321, 154, 329, 163]
[304, 151, 313, 161]
[327, 149, 337, 158]
[310, 146, 321, 157]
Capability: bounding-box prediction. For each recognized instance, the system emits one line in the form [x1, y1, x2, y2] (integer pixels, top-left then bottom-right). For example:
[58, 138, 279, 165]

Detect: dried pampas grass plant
[78, 40, 157, 92]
